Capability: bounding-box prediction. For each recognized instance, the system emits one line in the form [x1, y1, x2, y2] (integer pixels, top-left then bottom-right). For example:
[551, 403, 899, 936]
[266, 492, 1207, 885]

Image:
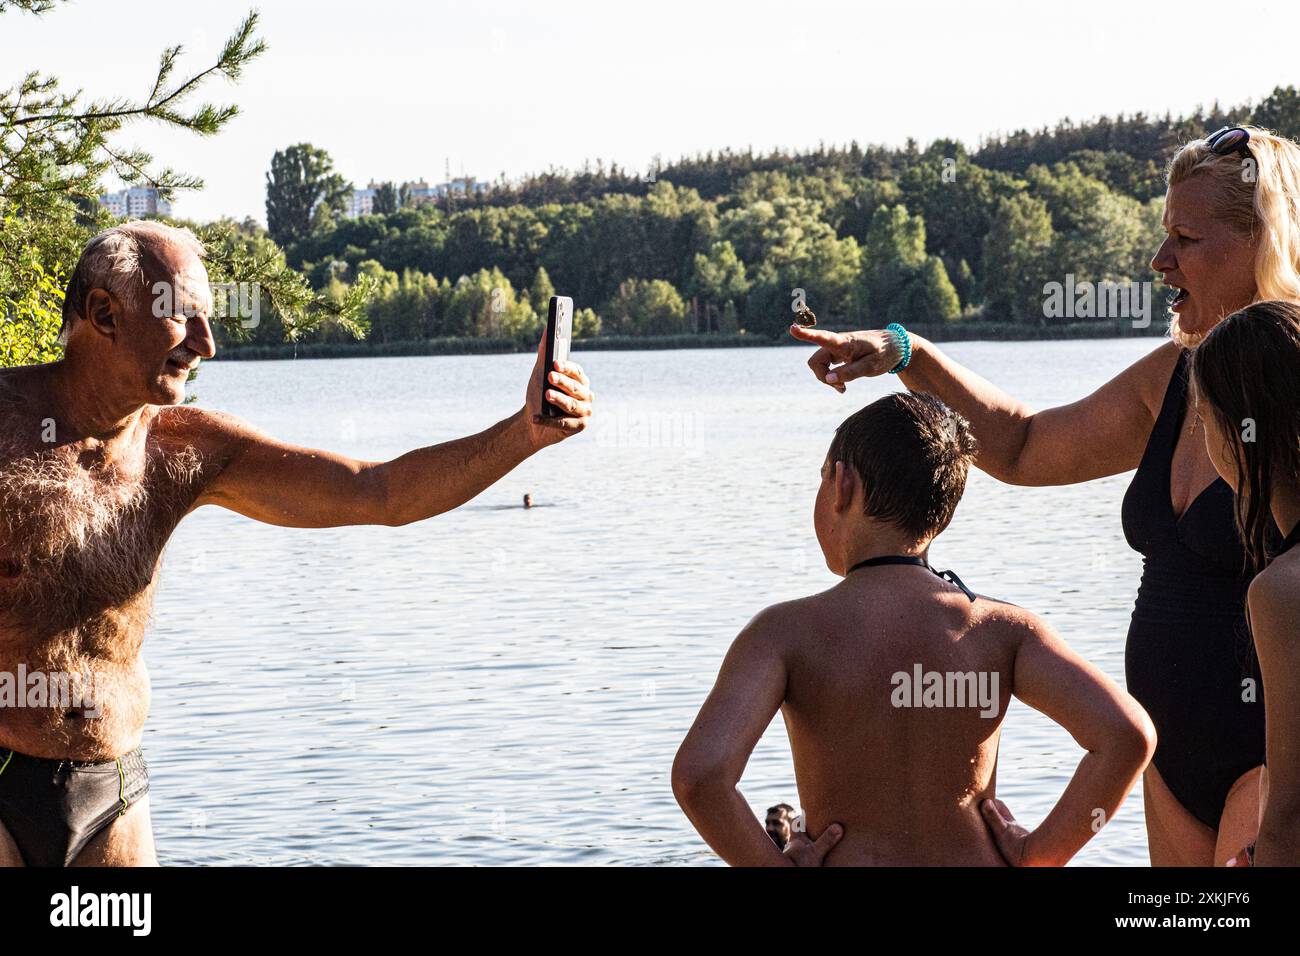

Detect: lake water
[147, 337, 1163, 866]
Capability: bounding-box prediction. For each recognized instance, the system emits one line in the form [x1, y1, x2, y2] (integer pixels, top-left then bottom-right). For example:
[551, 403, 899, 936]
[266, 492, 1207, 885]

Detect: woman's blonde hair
[1166, 125, 1300, 345]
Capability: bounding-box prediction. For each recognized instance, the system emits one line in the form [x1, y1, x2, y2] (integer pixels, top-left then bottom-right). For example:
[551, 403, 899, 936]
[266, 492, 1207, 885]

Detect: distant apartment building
[443, 176, 487, 198]
[97, 185, 172, 219]
[341, 176, 487, 218]
[344, 182, 378, 218]
[403, 179, 439, 206]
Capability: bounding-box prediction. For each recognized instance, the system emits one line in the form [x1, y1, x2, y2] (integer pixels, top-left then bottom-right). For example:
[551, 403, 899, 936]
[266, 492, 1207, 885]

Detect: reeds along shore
[211, 320, 1168, 362]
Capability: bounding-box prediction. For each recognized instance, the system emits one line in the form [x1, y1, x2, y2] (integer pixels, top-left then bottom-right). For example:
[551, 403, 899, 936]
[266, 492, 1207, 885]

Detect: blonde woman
[792, 126, 1300, 866]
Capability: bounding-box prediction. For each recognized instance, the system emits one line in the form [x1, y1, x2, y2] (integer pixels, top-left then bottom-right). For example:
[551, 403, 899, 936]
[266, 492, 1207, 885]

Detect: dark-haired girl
[1192, 299, 1300, 866]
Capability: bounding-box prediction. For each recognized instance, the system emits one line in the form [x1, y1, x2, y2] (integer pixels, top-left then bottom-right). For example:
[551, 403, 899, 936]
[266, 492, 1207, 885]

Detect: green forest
[231, 85, 1300, 355]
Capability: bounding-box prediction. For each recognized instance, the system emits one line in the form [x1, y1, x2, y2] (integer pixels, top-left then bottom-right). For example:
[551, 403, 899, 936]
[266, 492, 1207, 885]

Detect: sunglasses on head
[1206, 126, 1252, 159]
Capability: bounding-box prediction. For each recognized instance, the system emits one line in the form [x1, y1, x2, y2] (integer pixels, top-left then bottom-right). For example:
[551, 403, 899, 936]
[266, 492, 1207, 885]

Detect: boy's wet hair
[828, 392, 978, 541]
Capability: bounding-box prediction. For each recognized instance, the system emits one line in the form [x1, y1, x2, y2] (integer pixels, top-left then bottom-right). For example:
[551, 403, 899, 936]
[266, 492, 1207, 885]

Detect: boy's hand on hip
[783, 823, 844, 866]
[981, 798, 1034, 866]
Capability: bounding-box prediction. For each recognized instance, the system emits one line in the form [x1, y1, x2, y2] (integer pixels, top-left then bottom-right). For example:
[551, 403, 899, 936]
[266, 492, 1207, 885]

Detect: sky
[3, 0, 1296, 224]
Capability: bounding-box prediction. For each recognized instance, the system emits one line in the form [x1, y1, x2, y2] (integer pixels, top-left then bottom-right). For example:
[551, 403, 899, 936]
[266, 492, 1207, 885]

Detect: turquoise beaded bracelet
[885, 322, 912, 374]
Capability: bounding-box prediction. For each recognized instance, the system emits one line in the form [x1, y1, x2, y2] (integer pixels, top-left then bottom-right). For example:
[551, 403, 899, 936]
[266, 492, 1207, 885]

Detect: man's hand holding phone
[521, 301, 593, 449]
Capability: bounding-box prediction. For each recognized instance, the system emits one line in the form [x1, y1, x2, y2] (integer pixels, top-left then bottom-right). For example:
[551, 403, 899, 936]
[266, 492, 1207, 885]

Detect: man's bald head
[61, 220, 208, 341]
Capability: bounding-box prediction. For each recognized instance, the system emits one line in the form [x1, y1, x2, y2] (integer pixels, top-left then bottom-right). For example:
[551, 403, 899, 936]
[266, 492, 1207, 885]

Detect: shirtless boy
[0, 221, 593, 867]
[672, 392, 1156, 865]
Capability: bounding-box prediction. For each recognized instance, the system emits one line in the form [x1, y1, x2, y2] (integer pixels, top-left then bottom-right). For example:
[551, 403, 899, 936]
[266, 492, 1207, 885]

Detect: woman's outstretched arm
[791, 326, 1179, 487]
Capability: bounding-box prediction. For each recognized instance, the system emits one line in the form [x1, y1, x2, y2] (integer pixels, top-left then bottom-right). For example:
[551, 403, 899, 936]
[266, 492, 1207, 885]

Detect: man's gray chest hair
[0, 434, 207, 629]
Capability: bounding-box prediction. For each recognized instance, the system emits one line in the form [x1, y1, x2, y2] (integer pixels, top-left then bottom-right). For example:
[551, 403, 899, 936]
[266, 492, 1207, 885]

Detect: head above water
[815, 392, 977, 575]
[60, 220, 216, 408]
[1155, 126, 1300, 349]
[1191, 299, 1300, 570]
[764, 803, 795, 848]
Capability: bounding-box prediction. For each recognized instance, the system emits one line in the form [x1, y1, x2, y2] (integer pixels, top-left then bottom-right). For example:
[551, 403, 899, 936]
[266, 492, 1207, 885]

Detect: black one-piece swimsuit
[1121, 351, 1267, 829]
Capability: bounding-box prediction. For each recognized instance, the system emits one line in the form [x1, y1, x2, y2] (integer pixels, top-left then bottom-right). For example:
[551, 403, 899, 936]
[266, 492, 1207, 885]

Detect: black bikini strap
[847, 555, 977, 602]
[849, 555, 927, 571]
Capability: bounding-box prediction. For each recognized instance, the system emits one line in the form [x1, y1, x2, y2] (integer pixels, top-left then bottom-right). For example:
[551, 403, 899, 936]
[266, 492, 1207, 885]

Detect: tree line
[242, 85, 1300, 351]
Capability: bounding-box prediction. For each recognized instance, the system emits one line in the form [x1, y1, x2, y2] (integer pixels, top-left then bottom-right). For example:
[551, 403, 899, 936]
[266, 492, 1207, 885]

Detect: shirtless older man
[0, 220, 593, 867]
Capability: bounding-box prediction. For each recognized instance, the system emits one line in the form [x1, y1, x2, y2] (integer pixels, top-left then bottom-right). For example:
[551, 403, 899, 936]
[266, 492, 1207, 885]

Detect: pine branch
[149, 46, 182, 104]
[0, 1, 64, 14]
[8, 11, 265, 131]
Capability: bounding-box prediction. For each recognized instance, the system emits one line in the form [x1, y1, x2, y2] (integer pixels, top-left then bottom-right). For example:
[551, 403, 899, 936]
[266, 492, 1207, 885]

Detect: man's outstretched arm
[188, 334, 593, 528]
[672, 607, 842, 867]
